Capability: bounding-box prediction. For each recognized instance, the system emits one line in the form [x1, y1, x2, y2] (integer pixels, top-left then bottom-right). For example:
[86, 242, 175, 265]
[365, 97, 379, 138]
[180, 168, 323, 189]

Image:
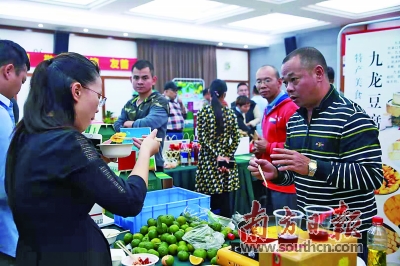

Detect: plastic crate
[114, 187, 210, 233]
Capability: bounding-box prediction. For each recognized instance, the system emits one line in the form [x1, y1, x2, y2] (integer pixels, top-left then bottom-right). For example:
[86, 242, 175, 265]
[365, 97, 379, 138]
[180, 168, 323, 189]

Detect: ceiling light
[128, 0, 252, 23]
[83, 28, 89, 32]
[228, 13, 329, 33]
[45, 0, 98, 5]
[244, 45, 248, 48]
[218, 42, 223, 46]
[314, 0, 400, 14]
[38, 23, 43, 28]
[123, 33, 128, 37]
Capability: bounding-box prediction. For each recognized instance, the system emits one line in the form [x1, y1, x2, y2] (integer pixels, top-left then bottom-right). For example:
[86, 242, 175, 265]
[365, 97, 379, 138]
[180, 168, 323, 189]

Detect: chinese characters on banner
[26, 52, 137, 71]
[344, 28, 400, 263]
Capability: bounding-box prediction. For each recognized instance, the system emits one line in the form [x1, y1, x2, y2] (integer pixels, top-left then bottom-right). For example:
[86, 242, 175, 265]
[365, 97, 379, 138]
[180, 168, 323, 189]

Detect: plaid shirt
[167, 101, 185, 131]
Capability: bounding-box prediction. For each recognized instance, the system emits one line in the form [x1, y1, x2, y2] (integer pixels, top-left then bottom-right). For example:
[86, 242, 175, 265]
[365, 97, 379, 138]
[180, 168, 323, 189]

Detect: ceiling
[0, 0, 399, 49]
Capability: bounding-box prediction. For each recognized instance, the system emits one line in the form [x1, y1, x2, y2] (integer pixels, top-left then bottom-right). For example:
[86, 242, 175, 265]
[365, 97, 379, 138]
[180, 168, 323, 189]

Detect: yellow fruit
[110, 132, 126, 143]
[189, 255, 204, 265]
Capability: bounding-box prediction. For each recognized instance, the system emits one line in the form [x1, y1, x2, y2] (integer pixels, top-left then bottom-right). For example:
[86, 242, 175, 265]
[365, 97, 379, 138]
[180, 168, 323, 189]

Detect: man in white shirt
[251, 85, 268, 137]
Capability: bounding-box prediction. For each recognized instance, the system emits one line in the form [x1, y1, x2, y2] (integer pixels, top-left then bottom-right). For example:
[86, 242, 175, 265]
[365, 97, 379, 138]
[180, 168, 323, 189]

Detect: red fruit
[227, 233, 235, 240]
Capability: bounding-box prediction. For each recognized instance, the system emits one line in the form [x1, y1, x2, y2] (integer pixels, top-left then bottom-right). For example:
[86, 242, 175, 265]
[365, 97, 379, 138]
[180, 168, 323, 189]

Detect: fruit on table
[162, 255, 175, 266]
[227, 233, 235, 240]
[123, 233, 133, 244]
[189, 255, 204, 265]
[193, 249, 207, 260]
[177, 250, 189, 261]
[206, 248, 218, 260]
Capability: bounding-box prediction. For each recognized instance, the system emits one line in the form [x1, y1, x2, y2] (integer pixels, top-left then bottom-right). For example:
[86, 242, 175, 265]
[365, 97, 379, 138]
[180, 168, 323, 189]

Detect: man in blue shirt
[0, 40, 30, 265]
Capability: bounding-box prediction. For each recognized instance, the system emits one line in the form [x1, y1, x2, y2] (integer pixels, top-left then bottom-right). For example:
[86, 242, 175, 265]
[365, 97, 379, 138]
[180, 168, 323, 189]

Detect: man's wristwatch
[308, 159, 317, 177]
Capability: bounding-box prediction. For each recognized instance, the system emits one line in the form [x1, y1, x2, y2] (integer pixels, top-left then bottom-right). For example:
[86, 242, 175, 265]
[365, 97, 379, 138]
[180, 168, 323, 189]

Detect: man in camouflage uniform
[114, 60, 169, 171]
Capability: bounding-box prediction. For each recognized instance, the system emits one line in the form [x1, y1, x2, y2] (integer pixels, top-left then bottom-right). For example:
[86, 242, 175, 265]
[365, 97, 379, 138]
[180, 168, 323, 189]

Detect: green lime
[132, 233, 143, 241]
[185, 227, 193, 233]
[166, 235, 177, 245]
[160, 233, 170, 242]
[168, 244, 178, 255]
[131, 239, 141, 248]
[158, 246, 169, 257]
[143, 242, 154, 250]
[147, 218, 157, 227]
[207, 248, 218, 260]
[148, 225, 157, 232]
[211, 256, 218, 264]
[148, 230, 158, 240]
[176, 216, 187, 225]
[222, 243, 229, 248]
[132, 247, 140, 254]
[137, 247, 147, 254]
[140, 225, 148, 235]
[148, 249, 159, 257]
[177, 250, 189, 261]
[180, 224, 189, 230]
[172, 221, 180, 227]
[190, 222, 200, 228]
[113, 240, 125, 249]
[232, 229, 239, 238]
[174, 231, 185, 242]
[150, 238, 161, 249]
[160, 242, 169, 249]
[169, 224, 180, 234]
[193, 249, 207, 260]
[178, 240, 186, 246]
[162, 255, 174, 266]
[164, 215, 175, 226]
[210, 222, 222, 232]
[123, 233, 133, 244]
[177, 245, 189, 252]
[187, 243, 194, 253]
[223, 227, 232, 233]
[138, 242, 147, 248]
[157, 223, 168, 235]
[221, 230, 228, 238]
[142, 236, 149, 242]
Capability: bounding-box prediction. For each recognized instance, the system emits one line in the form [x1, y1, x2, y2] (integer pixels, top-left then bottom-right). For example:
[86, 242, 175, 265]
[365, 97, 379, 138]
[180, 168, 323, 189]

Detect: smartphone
[218, 160, 236, 169]
[82, 133, 102, 152]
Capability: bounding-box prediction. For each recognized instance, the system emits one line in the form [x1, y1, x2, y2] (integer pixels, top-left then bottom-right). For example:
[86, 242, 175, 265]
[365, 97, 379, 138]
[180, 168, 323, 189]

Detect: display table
[165, 154, 256, 215]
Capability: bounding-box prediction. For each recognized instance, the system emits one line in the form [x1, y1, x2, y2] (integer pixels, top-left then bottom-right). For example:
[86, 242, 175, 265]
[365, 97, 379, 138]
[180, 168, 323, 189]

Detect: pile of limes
[113, 215, 239, 265]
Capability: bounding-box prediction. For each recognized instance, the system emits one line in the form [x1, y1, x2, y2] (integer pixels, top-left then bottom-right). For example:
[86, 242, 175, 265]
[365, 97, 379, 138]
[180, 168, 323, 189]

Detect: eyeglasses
[256, 78, 272, 85]
[83, 86, 107, 107]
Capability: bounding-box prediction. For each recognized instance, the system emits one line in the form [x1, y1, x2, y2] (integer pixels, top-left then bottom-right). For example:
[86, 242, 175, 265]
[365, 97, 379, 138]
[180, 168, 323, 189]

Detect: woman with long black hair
[195, 79, 240, 218]
[5, 52, 160, 266]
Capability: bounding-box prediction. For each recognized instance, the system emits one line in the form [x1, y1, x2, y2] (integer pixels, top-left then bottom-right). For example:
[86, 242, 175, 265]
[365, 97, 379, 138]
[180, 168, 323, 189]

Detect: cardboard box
[259, 230, 358, 266]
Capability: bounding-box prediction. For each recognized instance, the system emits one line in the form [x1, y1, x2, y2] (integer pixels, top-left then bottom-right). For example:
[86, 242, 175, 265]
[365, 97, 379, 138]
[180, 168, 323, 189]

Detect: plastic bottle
[191, 140, 199, 165]
[367, 216, 387, 266]
[180, 140, 189, 166]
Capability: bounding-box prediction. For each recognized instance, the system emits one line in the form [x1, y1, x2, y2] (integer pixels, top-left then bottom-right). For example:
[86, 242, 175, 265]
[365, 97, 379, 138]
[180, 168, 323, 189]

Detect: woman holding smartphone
[195, 79, 240, 218]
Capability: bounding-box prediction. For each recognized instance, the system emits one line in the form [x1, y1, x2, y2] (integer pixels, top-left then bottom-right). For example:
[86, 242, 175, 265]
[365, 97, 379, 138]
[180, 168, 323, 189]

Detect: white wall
[2, 28, 250, 121]
[0, 29, 54, 120]
[216, 48, 249, 106]
[0, 28, 53, 53]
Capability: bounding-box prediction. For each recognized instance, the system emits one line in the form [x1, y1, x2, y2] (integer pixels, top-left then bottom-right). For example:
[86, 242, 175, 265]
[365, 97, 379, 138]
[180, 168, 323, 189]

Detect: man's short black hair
[327, 66, 335, 82]
[0, 40, 30, 73]
[237, 82, 248, 89]
[131, 59, 154, 76]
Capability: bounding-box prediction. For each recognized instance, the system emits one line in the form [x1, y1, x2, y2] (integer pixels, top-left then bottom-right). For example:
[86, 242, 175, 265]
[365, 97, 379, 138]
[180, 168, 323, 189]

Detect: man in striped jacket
[248, 47, 383, 263]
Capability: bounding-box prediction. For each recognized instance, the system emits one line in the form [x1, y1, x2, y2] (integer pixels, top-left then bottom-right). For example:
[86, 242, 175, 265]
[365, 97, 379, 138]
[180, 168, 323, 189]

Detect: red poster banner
[26, 52, 137, 71]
